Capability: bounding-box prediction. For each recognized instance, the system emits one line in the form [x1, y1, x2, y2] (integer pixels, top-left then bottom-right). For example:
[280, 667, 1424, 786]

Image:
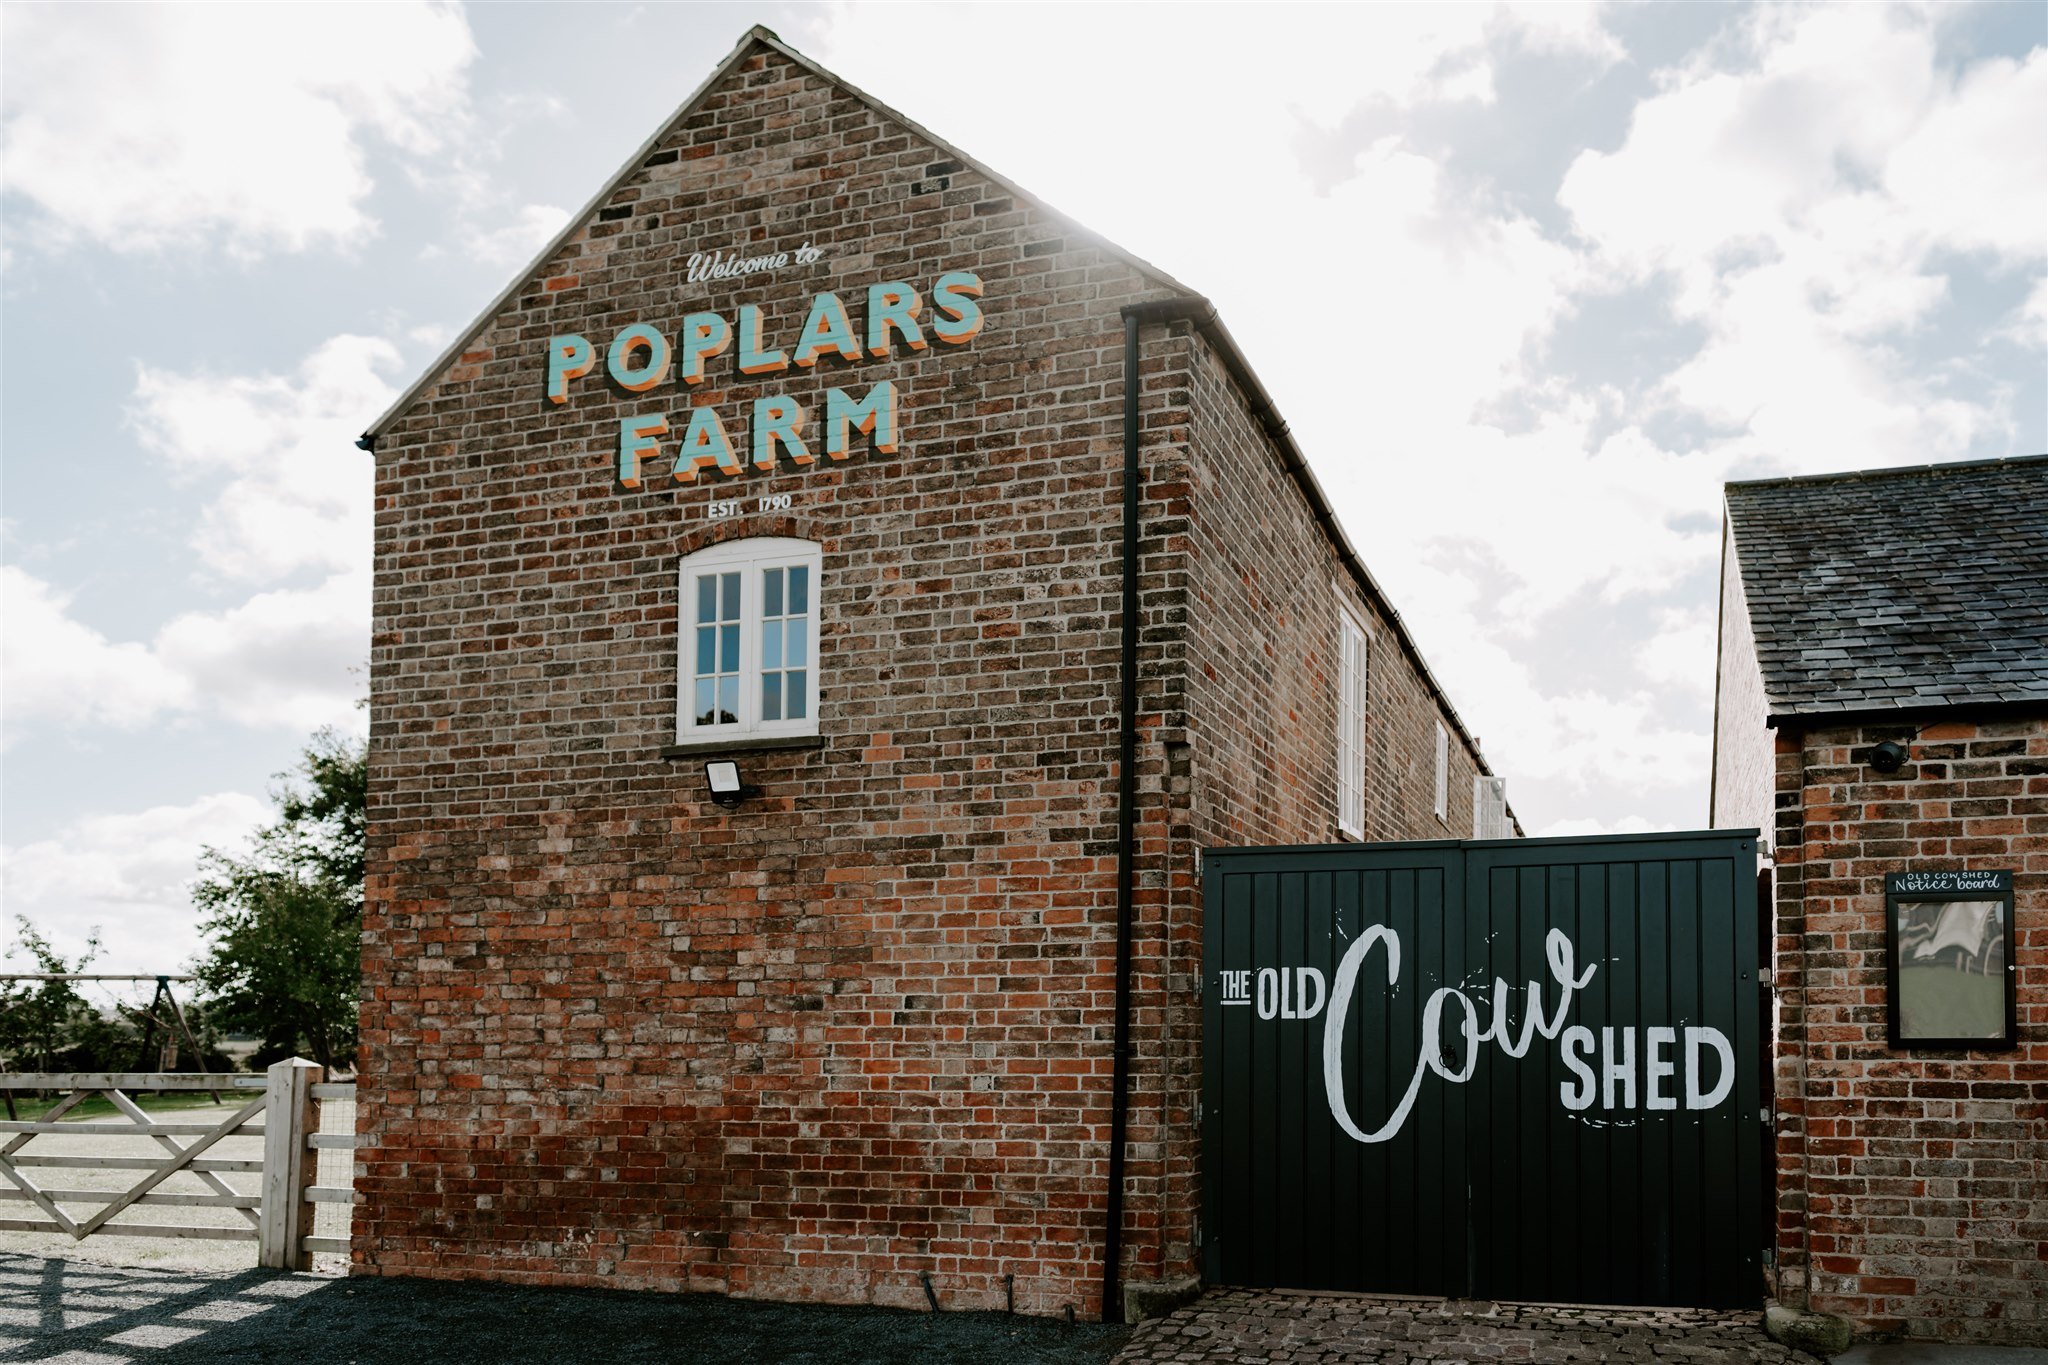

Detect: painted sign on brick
[542, 268, 986, 487]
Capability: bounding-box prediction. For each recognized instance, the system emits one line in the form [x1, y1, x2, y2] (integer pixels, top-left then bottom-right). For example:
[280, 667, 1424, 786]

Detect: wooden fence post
[258, 1058, 322, 1271]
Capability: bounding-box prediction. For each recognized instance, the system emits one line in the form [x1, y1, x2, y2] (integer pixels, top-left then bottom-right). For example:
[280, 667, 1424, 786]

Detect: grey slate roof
[1725, 454, 2048, 716]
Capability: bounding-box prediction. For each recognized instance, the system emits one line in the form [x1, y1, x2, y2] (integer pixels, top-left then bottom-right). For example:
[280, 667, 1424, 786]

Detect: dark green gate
[1201, 831, 1763, 1308]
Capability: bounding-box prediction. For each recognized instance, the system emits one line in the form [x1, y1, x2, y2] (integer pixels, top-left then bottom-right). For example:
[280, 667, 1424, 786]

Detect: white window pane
[789, 565, 808, 615]
[695, 626, 716, 677]
[787, 619, 807, 668]
[761, 673, 782, 722]
[764, 567, 783, 617]
[720, 623, 740, 671]
[787, 671, 807, 719]
[762, 620, 783, 670]
[693, 679, 716, 726]
[696, 576, 716, 623]
[717, 676, 738, 725]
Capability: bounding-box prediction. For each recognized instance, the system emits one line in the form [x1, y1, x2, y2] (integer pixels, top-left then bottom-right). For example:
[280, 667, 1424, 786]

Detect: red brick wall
[360, 36, 1501, 1316]
[1770, 716, 2047, 1344]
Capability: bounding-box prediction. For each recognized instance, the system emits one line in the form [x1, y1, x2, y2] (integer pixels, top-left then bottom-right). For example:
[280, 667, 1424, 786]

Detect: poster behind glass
[1892, 899, 2008, 1042]
[1885, 870, 2016, 1049]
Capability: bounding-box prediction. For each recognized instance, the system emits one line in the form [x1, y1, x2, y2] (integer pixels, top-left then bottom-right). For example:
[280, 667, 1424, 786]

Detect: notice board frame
[1883, 870, 2018, 1051]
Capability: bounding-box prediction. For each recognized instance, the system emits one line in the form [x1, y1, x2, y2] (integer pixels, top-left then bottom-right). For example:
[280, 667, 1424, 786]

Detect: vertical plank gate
[1201, 831, 1763, 1308]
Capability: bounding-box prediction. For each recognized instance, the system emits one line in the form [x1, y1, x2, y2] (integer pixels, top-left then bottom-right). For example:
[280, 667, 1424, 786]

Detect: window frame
[1336, 603, 1369, 839]
[1432, 720, 1450, 823]
[675, 537, 822, 743]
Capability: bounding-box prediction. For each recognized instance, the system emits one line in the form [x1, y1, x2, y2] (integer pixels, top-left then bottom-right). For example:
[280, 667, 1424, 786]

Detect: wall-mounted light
[1870, 740, 1909, 774]
[704, 760, 760, 808]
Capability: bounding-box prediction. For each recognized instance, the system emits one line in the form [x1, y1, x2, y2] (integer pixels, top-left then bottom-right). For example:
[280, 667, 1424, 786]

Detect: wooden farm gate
[0, 1060, 357, 1269]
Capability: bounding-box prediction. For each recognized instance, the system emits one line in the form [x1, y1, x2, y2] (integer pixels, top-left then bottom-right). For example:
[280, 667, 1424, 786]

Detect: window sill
[660, 734, 826, 760]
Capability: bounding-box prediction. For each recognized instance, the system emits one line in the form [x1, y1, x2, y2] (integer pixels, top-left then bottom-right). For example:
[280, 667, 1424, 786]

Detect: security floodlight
[704, 760, 759, 808]
[1870, 741, 1908, 775]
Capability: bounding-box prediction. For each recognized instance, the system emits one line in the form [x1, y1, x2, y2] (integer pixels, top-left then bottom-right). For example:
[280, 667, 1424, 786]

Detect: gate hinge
[1193, 1216, 1202, 1249]
[1194, 1098, 1202, 1125]
[1761, 1107, 1773, 1128]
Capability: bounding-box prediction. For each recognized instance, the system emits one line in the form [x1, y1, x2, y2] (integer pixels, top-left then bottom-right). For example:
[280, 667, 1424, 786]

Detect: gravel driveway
[0, 1252, 1131, 1364]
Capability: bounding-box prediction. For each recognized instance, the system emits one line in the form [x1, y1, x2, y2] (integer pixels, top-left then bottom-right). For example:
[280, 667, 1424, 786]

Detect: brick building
[1711, 455, 2048, 1345]
[354, 27, 1512, 1319]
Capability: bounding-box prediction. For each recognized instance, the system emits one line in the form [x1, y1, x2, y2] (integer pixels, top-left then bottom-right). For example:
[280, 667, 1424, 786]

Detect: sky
[2, 2, 2043, 980]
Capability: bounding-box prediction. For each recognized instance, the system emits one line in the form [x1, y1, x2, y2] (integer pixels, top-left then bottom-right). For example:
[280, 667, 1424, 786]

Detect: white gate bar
[0, 1074, 263, 1091]
[0, 1217, 255, 1242]
[0, 1187, 259, 1209]
[8, 1154, 264, 1172]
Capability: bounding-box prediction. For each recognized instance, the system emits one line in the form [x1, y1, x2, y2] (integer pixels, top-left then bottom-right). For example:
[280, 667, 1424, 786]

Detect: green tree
[193, 727, 366, 1071]
[0, 920, 102, 1070]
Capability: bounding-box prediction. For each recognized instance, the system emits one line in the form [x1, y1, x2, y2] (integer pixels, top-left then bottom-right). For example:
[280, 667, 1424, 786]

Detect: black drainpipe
[1102, 308, 1143, 1324]
[1104, 296, 1211, 1324]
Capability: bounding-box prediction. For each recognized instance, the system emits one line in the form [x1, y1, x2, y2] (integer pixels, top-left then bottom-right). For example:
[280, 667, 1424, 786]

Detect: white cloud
[0, 792, 269, 976]
[129, 335, 393, 582]
[1428, 626, 1712, 800]
[1884, 45, 2047, 263]
[151, 569, 371, 734]
[434, 202, 572, 269]
[0, 2, 476, 257]
[2001, 276, 2048, 349]
[5, 334, 385, 746]
[2, 565, 367, 746]
[1, 567, 193, 735]
[1637, 606, 1719, 698]
[1559, 7, 2044, 469]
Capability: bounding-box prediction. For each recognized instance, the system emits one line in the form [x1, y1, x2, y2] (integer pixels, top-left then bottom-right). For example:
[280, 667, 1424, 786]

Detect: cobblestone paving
[1114, 1289, 1811, 1364]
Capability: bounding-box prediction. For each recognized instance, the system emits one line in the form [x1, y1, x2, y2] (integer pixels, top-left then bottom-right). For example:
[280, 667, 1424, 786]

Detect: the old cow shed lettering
[1225, 924, 1736, 1142]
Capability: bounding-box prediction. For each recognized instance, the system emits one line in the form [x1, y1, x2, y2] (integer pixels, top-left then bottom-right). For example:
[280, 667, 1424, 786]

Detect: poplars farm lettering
[543, 270, 986, 488]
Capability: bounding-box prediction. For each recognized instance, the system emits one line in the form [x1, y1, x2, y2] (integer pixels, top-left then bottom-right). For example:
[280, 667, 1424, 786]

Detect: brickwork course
[355, 26, 1507, 1319]
[1715, 458, 2048, 1346]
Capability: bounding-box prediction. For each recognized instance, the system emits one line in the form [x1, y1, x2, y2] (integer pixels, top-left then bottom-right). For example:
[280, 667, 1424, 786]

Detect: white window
[1336, 606, 1368, 838]
[1472, 775, 1511, 840]
[1432, 721, 1450, 821]
[677, 538, 821, 741]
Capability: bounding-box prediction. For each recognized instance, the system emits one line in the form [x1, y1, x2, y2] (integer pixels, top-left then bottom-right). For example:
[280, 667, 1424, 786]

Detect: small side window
[1432, 721, 1449, 822]
[1337, 607, 1368, 838]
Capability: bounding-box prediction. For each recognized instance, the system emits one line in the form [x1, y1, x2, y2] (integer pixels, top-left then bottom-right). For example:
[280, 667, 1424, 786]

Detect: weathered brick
[355, 32, 1503, 1319]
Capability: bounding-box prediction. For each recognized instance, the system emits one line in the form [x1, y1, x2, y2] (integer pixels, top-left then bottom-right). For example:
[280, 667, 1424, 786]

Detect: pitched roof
[360, 25, 1192, 442]
[1725, 454, 2048, 717]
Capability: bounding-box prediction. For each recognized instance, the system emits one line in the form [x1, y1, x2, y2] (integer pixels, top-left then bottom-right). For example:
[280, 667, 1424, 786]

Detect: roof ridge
[1725, 451, 2048, 494]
